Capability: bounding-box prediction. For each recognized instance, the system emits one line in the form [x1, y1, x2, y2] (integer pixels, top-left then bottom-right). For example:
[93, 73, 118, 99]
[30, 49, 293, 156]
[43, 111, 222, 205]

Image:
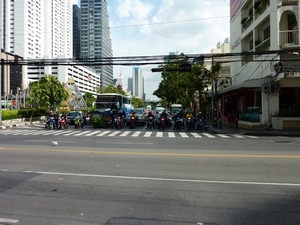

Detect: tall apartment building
[221, 0, 300, 129]
[132, 67, 144, 100]
[0, 0, 100, 95]
[80, 0, 113, 87]
[73, 4, 81, 60]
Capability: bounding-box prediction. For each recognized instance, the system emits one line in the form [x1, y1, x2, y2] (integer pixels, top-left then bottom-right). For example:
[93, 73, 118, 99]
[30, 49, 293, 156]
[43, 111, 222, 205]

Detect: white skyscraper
[0, 0, 100, 94]
[132, 67, 144, 100]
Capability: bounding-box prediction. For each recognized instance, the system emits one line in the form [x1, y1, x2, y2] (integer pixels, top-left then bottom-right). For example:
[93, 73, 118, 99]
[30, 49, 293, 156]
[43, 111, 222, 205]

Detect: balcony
[279, 30, 299, 48]
[255, 37, 270, 52]
[241, 16, 253, 32]
[282, 0, 298, 6]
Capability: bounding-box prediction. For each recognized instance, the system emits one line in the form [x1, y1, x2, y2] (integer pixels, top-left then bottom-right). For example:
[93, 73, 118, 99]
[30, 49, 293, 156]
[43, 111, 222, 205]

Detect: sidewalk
[0, 119, 45, 129]
[208, 121, 300, 137]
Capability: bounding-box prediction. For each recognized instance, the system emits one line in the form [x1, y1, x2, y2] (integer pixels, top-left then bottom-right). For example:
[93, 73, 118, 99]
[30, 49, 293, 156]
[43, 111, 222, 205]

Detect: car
[67, 111, 82, 125]
[127, 108, 146, 126]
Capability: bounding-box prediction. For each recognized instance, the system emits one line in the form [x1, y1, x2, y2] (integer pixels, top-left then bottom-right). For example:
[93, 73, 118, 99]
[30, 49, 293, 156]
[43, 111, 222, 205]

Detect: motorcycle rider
[195, 112, 206, 131]
[173, 112, 183, 130]
[159, 110, 170, 128]
[185, 110, 194, 129]
[146, 111, 155, 128]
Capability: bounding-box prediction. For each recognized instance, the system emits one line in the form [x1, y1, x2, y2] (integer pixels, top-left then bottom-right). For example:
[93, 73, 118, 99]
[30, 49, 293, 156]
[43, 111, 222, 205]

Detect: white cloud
[110, 0, 230, 100]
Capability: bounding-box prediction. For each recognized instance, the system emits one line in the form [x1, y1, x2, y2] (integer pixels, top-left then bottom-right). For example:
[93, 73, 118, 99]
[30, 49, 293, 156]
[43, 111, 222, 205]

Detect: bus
[170, 104, 182, 117]
[93, 93, 133, 115]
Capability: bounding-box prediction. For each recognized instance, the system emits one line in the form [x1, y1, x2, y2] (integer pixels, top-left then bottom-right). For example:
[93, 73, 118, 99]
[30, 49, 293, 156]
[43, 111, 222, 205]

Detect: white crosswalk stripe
[168, 132, 176, 138]
[216, 134, 230, 138]
[156, 132, 163, 138]
[190, 133, 202, 138]
[144, 132, 152, 137]
[179, 132, 189, 138]
[202, 133, 216, 138]
[0, 129, 261, 139]
[120, 131, 131, 137]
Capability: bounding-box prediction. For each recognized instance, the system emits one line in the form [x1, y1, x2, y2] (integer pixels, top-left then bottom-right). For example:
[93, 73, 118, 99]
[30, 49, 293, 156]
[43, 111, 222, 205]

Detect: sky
[72, 0, 230, 100]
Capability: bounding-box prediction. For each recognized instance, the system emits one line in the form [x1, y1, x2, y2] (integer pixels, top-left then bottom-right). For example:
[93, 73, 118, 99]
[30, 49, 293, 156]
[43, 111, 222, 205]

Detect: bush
[274, 110, 300, 117]
[2, 109, 47, 121]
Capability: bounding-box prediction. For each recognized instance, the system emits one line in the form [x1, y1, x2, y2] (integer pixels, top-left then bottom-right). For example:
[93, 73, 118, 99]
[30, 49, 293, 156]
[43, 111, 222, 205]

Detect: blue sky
[72, 0, 230, 100]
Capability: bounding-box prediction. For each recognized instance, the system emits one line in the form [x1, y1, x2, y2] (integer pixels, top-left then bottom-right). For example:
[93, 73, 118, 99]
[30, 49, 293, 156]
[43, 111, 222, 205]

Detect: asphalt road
[0, 125, 300, 225]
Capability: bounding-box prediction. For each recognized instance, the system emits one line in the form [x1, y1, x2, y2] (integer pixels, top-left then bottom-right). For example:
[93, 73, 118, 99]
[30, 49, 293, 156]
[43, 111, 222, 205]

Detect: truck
[170, 104, 182, 117]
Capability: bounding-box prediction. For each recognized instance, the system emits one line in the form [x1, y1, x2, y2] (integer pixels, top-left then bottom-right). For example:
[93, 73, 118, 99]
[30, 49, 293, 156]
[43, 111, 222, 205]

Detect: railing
[242, 16, 253, 32]
[279, 30, 299, 48]
[256, 37, 270, 52]
[282, 0, 298, 6]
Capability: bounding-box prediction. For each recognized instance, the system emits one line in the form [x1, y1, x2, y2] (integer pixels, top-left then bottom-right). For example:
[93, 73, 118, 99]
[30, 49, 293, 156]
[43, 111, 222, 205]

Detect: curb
[0, 121, 44, 129]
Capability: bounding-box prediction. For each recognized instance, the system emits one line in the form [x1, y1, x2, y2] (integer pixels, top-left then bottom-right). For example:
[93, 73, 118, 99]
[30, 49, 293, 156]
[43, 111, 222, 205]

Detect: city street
[0, 125, 300, 224]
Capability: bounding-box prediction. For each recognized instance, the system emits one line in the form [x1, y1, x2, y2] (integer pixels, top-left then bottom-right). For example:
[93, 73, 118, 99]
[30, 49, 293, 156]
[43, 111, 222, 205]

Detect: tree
[153, 53, 212, 109]
[131, 97, 146, 108]
[96, 84, 128, 96]
[28, 75, 69, 119]
[82, 92, 96, 108]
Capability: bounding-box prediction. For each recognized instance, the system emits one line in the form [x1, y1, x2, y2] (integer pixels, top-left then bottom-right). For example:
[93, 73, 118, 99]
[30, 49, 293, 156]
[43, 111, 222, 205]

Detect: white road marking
[179, 132, 189, 138]
[132, 131, 141, 137]
[156, 132, 163, 137]
[74, 131, 92, 136]
[96, 131, 111, 136]
[0, 218, 19, 224]
[63, 131, 82, 136]
[246, 135, 259, 138]
[1, 169, 299, 187]
[52, 130, 73, 136]
[85, 131, 102, 136]
[216, 134, 230, 138]
[120, 131, 131, 137]
[232, 134, 245, 138]
[168, 132, 176, 138]
[190, 133, 202, 138]
[144, 132, 152, 137]
[108, 131, 121, 136]
[202, 133, 216, 138]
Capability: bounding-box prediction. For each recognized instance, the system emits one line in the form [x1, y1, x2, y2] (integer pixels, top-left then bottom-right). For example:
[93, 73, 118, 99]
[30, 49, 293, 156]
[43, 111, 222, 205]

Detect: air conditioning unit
[262, 84, 271, 92]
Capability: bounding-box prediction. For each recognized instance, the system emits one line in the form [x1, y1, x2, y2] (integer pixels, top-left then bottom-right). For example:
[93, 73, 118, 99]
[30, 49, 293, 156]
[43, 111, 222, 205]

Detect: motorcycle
[147, 116, 154, 129]
[59, 117, 68, 129]
[48, 116, 56, 130]
[115, 116, 123, 129]
[130, 116, 137, 129]
[174, 118, 183, 130]
[160, 116, 166, 130]
[75, 117, 84, 129]
[186, 117, 193, 130]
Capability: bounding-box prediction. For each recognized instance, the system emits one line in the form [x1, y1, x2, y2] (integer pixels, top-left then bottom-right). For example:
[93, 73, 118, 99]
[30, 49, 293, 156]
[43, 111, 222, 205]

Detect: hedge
[1, 109, 47, 121]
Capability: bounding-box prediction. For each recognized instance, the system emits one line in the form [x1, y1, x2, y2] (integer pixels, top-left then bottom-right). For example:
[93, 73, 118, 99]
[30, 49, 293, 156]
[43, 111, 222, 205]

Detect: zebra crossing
[0, 128, 259, 139]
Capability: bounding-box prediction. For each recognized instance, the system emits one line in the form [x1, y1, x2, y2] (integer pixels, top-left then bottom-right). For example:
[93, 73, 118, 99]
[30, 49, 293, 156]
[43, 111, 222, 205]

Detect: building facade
[0, 0, 100, 95]
[73, 4, 81, 60]
[132, 67, 144, 100]
[80, 0, 113, 87]
[223, 0, 300, 129]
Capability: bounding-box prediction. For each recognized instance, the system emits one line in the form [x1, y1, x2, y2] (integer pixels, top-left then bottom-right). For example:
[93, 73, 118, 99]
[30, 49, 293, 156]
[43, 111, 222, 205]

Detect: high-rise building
[132, 67, 144, 100]
[73, 4, 81, 60]
[0, 0, 100, 95]
[80, 0, 113, 87]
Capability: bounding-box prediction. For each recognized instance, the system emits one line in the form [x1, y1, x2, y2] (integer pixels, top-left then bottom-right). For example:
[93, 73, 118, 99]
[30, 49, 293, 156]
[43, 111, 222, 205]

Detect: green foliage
[96, 84, 128, 96]
[153, 53, 213, 109]
[28, 74, 68, 110]
[82, 92, 96, 108]
[131, 97, 146, 108]
[2, 109, 46, 120]
[274, 110, 300, 117]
